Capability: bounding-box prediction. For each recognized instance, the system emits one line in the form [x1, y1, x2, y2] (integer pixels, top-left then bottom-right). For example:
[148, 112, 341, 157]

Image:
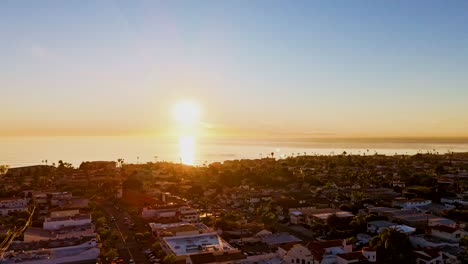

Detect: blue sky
[1, 1, 468, 137]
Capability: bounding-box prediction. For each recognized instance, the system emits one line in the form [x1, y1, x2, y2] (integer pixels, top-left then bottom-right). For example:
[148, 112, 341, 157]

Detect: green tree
[162, 254, 176, 264]
[152, 241, 162, 251]
[134, 232, 144, 242]
[370, 228, 413, 264]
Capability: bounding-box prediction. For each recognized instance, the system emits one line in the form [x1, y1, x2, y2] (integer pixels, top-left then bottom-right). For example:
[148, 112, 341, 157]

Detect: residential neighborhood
[1, 152, 468, 264]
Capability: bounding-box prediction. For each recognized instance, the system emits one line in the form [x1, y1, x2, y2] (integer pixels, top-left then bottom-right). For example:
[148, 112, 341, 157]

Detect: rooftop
[260, 233, 302, 246]
[431, 225, 459, 234]
[367, 220, 394, 228]
[163, 232, 234, 256]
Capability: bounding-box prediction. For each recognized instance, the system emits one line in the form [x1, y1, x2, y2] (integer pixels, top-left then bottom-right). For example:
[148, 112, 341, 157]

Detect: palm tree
[370, 227, 413, 263]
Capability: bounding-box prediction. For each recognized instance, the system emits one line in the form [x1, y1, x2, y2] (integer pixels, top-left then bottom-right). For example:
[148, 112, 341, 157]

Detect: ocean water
[1, 136, 468, 168]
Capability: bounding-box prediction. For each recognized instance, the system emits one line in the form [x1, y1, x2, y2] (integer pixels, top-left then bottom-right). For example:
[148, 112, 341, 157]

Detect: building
[0, 197, 29, 216]
[392, 198, 432, 209]
[24, 223, 95, 242]
[282, 240, 352, 264]
[414, 248, 443, 264]
[1, 237, 99, 264]
[409, 235, 459, 248]
[160, 232, 237, 261]
[366, 220, 415, 235]
[260, 233, 302, 248]
[43, 213, 92, 230]
[289, 208, 353, 226]
[142, 205, 199, 222]
[149, 222, 210, 238]
[393, 213, 457, 228]
[430, 225, 468, 242]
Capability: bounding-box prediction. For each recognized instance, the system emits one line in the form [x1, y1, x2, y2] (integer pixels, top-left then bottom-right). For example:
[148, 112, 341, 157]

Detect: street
[100, 202, 148, 264]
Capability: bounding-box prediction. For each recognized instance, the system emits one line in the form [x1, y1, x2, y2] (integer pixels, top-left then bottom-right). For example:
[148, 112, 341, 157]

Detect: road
[100, 202, 148, 264]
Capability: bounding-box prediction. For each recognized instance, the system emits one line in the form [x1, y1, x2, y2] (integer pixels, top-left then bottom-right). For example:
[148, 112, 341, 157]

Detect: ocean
[1, 136, 468, 168]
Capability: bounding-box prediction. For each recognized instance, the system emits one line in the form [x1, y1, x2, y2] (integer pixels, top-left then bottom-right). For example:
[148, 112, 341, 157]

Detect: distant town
[1, 152, 468, 264]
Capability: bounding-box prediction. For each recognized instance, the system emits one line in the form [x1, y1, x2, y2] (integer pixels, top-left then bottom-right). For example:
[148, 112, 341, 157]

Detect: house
[409, 235, 459, 248]
[336, 251, 368, 264]
[392, 213, 455, 228]
[366, 221, 394, 234]
[366, 221, 415, 234]
[392, 198, 431, 209]
[430, 225, 468, 242]
[282, 240, 352, 264]
[260, 233, 302, 248]
[0, 197, 29, 216]
[414, 248, 443, 264]
[289, 208, 353, 226]
[361, 247, 377, 263]
[441, 197, 468, 206]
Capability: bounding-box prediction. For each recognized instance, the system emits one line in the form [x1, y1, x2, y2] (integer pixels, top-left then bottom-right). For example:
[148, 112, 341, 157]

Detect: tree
[162, 254, 176, 264]
[152, 241, 162, 251]
[370, 227, 413, 264]
[339, 204, 352, 212]
[135, 232, 144, 242]
[0, 165, 8, 175]
[123, 175, 143, 190]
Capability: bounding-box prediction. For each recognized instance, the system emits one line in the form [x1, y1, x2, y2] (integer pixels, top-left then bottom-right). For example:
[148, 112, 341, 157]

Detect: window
[302, 260, 305, 264]
[296, 259, 299, 263]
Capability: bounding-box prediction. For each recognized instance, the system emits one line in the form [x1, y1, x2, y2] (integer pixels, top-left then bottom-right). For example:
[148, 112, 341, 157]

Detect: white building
[282, 240, 352, 264]
[0, 197, 29, 216]
[142, 206, 199, 222]
[160, 232, 236, 258]
[43, 214, 91, 230]
[180, 207, 199, 223]
[430, 225, 468, 242]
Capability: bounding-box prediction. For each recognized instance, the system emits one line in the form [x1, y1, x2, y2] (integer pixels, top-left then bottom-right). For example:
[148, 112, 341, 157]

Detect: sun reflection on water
[178, 135, 195, 165]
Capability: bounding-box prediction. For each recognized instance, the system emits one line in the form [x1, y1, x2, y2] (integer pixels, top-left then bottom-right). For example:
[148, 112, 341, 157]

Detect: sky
[1, 0, 468, 138]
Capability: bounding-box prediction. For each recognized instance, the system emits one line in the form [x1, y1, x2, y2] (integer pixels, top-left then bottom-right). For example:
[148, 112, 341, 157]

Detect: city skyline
[2, 1, 468, 138]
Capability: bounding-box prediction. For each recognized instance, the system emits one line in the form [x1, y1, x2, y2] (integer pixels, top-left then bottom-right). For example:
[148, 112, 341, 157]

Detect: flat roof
[368, 220, 394, 228]
[163, 232, 234, 256]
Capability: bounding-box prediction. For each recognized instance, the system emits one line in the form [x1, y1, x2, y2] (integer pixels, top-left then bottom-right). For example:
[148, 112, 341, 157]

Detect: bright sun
[172, 101, 201, 126]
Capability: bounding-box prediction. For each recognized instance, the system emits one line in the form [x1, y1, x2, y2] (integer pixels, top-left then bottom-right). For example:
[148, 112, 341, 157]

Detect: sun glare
[173, 101, 200, 127]
[179, 135, 195, 165]
[172, 100, 201, 165]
